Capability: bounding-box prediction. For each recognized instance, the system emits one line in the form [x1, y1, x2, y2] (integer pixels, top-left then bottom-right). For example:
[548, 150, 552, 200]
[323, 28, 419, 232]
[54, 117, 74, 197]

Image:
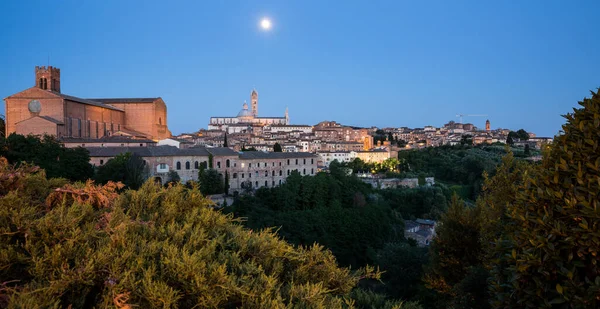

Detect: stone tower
[251, 89, 258, 117]
[35, 66, 61, 93]
[485, 119, 491, 132]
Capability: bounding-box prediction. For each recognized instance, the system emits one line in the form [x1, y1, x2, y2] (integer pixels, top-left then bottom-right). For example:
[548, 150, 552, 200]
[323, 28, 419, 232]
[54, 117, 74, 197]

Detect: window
[100, 160, 104, 165]
[255, 181, 258, 187]
[279, 170, 282, 176]
[217, 162, 221, 168]
[265, 181, 268, 187]
[249, 163, 252, 168]
[118, 124, 121, 131]
[87, 120, 91, 138]
[311, 168, 314, 175]
[185, 162, 190, 170]
[272, 171, 275, 176]
[234, 163, 237, 167]
[279, 162, 282, 166]
[303, 169, 306, 175]
[96, 122, 99, 138]
[195, 161, 199, 169]
[159, 117, 162, 125]
[176, 162, 181, 170]
[272, 162, 275, 167]
[272, 181, 275, 187]
[242, 173, 245, 179]
[311, 159, 314, 164]
[265, 171, 268, 177]
[233, 173, 237, 179]
[279, 179, 282, 185]
[264, 162, 267, 167]
[295, 159, 298, 165]
[78, 119, 82, 137]
[226, 159, 230, 168]
[249, 173, 251, 178]
[111, 123, 114, 132]
[255, 171, 259, 177]
[303, 159, 306, 164]
[159, 163, 167, 169]
[287, 170, 290, 176]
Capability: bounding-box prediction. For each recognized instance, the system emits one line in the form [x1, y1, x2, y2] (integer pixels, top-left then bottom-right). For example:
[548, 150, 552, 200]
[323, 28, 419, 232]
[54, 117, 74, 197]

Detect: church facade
[208, 90, 289, 133]
[3, 66, 171, 141]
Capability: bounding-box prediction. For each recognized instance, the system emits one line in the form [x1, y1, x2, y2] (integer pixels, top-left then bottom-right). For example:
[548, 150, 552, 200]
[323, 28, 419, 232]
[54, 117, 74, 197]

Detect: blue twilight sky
[1, 0, 598, 137]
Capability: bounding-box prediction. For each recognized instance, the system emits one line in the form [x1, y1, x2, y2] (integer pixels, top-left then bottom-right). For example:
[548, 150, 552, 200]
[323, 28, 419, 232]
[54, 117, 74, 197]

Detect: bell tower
[35, 66, 61, 93]
[485, 119, 491, 132]
[251, 89, 258, 117]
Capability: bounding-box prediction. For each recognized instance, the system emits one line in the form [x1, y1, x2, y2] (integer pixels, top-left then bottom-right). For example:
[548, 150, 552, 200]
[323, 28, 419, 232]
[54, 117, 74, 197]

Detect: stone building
[87, 146, 318, 193]
[4, 66, 171, 140]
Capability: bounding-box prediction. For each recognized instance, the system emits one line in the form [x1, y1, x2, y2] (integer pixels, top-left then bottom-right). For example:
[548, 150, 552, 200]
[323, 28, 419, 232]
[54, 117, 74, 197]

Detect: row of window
[241, 180, 283, 189]
[232, 168, 314, 179]
[173, 158, 316, 171]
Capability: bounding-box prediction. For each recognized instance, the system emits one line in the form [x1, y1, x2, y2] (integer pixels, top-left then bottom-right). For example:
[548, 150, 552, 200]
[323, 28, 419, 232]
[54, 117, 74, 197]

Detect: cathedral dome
[237, 102, 254, 119]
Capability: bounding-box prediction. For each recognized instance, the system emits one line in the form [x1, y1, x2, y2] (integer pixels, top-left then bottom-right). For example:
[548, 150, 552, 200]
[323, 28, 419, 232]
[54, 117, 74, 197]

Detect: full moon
[260, 18, 272, 30]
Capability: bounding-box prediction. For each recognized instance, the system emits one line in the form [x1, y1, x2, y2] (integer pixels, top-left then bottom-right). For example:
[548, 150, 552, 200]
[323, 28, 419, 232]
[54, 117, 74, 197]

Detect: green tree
[0, 133, 93, 181]
[516, 128, 529, 140]
[95, 152, 147, 189]
[424, 195, 488, 309]
[166, 170, 180, 184]
[523, 143, 531, 156]
[273, 142, 283, 152]
[199, 168, 224, 195]
[491, 89, 600, 308]
[208, 153, 213, 168]
[0, 160, 382, 308]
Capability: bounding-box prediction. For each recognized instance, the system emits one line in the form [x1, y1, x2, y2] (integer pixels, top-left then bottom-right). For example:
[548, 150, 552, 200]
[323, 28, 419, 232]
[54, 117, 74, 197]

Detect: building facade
[87, 146, 318, 194]
[4, 66, 171, 140]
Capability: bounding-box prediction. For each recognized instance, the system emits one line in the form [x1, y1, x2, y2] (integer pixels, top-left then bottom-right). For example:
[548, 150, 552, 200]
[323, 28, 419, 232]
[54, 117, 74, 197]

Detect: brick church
[3, 66, 171, 141]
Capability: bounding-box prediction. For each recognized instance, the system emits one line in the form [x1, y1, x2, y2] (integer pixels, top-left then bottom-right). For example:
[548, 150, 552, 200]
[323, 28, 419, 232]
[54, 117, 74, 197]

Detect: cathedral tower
[35, 66, 61, 93]
[485, 119, 491, 132]
[251, 89, 258, 117]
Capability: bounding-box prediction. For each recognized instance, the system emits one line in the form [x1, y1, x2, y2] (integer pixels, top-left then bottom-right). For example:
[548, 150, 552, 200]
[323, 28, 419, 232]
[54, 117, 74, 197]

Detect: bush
[0, 158, 380, 308]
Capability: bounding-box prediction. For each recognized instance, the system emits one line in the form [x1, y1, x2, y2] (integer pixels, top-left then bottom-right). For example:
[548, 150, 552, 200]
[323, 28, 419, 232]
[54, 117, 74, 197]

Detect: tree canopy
[0, 158, 400, 308]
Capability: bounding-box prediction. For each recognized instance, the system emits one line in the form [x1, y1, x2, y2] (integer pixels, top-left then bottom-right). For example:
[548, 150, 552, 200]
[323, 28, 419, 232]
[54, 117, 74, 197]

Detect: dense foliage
[0, 158, 413, 308]
[398, 145, 505, 200]
[490, 90, 600, 308]
[0, 133, 93, 182]
[227, 168, 403, 268]
[94, 152, 148, 189]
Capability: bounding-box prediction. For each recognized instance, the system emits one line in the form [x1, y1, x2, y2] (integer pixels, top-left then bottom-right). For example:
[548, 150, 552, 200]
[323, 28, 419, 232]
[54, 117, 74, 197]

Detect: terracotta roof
[87, 98, 159, 103]
[52, 92, 124, 111]
[14, 115, 64, 125]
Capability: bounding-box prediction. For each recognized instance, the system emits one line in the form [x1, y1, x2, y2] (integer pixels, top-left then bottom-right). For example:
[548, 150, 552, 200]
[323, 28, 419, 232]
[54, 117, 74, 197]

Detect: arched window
[311, 159, 314, 164]
[279, 179, 282, 185]
[265, 181, 268, 187]
[39, 78, 43, 88]
[176, 162, 181, 170]
[194, 161, 199, 169]
[226, 159, 230, 168]
[159, 117, 162, 125]
[303, 159, 306, 164]
[287, 170, 290, 176]
[217, 161, 221, 169]
[255, 181, 258, 187]
[311, 168, 314, 174]
[303, 168, 306, 175]
[279, 170, 282, 176]
[295, 159, 298, 165]
[185, 162, 190, 170]
[265, 171, 268, 177]
[272, 171, 275, 176]
[287, 159, 290, 165]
